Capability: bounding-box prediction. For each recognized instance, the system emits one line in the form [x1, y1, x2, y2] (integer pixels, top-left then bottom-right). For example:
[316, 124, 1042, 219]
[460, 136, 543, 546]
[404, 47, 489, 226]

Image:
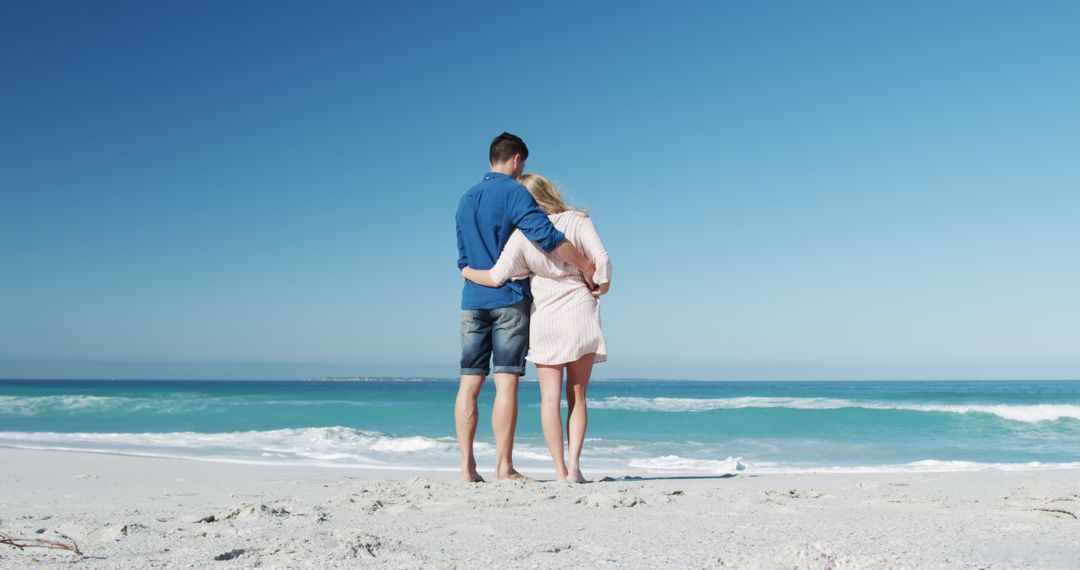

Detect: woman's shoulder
[551, 210, 591, 222]
[549, 210, 589, 233]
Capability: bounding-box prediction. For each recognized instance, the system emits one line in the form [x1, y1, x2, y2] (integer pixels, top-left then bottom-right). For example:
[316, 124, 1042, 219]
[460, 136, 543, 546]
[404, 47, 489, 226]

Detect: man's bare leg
[455, 374, 485, 482]
[565, 354, 594, 484]
[492, 372, 526, 480]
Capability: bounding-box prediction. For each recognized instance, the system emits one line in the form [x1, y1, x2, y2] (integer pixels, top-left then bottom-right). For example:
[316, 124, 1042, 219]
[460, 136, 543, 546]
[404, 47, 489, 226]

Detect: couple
[454, 132, 612, 484]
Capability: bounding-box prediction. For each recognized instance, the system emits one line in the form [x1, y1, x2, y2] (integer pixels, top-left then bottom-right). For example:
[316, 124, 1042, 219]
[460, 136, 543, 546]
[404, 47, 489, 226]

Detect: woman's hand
[462, 266, 499, 288]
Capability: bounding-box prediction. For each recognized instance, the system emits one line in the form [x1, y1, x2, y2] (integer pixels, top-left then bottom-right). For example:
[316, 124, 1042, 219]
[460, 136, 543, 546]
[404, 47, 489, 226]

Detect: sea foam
[628, 455, 745, 474]
[0, 395, 151, 415]
[2, 428, 1078, 475]
[0, 427, 473, 470]
[589, 396, 1080, 423]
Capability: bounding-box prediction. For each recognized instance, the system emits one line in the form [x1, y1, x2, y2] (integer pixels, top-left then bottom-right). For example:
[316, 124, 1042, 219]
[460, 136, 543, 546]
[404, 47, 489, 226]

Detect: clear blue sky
[2, 1, 1078, 380]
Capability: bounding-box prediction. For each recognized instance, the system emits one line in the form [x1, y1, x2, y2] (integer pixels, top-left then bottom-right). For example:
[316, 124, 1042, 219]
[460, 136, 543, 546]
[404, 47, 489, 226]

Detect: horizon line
[2, 376, 1078, 383]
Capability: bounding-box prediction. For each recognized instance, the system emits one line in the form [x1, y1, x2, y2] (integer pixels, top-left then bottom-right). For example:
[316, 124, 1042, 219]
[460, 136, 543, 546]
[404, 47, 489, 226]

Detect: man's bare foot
[460, 470, 485, 483]
[567, 465, 587, 484]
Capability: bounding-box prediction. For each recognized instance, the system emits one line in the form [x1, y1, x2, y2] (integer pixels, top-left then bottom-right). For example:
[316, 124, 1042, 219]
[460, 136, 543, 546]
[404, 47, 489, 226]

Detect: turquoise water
[1, 379, 1079, 474]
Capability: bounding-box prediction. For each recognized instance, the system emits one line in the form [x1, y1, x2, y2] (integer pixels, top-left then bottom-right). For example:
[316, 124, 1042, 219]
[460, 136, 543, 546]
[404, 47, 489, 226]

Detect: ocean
[1, 379, 1078, 476]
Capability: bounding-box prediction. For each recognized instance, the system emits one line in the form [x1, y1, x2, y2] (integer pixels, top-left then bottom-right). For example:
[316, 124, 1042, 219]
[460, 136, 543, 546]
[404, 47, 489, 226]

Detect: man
[455, 132, 596, 482]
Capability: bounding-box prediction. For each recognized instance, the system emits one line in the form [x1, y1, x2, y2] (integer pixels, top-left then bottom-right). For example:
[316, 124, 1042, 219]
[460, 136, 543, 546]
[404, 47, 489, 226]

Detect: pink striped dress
[489, 211, 612, 365]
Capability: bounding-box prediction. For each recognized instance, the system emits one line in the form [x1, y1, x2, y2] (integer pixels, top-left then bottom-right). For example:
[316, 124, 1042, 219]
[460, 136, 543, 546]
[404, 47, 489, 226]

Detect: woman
[462, 173, 611, 483]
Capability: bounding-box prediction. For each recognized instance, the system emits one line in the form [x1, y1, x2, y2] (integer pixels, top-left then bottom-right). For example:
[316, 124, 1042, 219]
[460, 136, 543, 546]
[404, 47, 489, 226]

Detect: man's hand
[582, 261, 597, 291]
[591, 281, 609, 298]
[553, 239, 598, 290]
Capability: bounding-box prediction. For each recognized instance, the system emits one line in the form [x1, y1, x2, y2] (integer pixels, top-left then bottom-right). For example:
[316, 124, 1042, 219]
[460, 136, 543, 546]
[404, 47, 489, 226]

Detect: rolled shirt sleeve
[456, 223, 468, 270]
[508, 187, 564, 253]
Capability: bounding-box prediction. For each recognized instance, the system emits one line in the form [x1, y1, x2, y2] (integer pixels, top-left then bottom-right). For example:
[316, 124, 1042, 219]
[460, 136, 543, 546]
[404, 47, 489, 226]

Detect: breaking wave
[0, 394, 370, 416]
[589, 396, 1080, 423]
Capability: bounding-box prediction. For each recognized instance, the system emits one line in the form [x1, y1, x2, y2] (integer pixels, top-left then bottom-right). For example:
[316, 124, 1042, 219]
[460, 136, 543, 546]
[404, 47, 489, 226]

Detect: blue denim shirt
[456, 172, 565, 310]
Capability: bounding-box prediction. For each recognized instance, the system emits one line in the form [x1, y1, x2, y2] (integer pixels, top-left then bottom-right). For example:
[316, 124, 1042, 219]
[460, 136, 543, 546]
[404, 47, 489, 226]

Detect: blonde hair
[519, 173, 587, 216]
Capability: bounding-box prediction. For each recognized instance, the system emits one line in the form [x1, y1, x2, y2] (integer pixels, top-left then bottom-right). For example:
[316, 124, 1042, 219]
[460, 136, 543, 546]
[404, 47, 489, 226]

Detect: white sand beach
[1, 447, 1078, 568]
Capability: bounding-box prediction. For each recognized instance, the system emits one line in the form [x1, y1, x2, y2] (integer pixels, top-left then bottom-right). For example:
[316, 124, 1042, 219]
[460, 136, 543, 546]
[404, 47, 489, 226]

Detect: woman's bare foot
[567, 464, 587, 484]
[554, 463, 570, 481]
[495, 469, 533, 482]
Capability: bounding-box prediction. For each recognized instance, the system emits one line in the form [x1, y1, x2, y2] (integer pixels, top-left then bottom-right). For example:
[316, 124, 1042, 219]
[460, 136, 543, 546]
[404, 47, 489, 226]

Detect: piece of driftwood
[0, 531, 83, 556]
[1033, 507, 1078, 519]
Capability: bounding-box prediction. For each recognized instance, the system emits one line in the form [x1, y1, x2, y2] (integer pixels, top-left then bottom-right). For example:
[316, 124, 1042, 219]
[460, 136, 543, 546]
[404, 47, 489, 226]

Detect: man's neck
[489, 163, 515, 177]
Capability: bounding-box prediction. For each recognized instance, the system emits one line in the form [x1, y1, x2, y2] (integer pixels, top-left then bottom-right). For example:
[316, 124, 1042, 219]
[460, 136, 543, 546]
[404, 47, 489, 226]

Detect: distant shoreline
[2, 377, 1079, 382]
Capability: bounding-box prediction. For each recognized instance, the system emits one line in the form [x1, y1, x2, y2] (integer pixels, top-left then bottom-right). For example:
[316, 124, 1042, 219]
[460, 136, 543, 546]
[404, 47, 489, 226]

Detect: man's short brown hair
[489, 132, 529, 164]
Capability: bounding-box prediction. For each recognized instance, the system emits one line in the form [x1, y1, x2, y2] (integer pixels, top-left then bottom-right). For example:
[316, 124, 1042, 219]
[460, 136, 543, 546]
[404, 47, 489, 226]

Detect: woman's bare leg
[536, 363, 569, 480]
[565, 353, 594, 483]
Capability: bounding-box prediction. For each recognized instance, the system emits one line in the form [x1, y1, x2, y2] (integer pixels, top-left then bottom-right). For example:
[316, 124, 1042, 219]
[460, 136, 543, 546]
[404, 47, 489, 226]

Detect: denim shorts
[460, 298, 530, 376]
